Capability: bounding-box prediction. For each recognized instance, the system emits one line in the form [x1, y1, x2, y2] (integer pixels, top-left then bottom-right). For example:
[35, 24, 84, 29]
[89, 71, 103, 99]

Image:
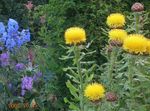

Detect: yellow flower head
[106, 13, 125, 28]
[123, 34, 147, 54]
[146, 39, 150, 54]
[84, 83, 105, 101]
[64, 27, 86, 45]
[108, 29, 127, 43]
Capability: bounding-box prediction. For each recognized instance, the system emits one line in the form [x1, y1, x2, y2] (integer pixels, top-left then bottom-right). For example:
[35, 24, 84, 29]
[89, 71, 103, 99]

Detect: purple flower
[15, 63, 25, 70]
[33, 71, 42, 81]
[0, 52, 9, 67]
[21, 76, 33, 96]
[21, 89, 26, 96]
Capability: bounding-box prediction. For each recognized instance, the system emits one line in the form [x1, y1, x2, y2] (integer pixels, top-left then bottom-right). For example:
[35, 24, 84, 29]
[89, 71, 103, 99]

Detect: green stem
[127, 54, 134, 110]
[74, 45, 84, 111]
[135, 12, 140, 33]
[108, 47, 117, 90]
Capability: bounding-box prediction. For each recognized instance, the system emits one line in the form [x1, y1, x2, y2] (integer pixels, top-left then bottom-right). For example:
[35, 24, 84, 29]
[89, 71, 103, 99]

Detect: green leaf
[66, 80, 79, 100]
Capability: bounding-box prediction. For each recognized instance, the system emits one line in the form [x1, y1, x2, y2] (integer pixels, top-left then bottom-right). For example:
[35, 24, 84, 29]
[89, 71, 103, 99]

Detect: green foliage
[62, 45, 96, 111]
[0, 0, 150, 110]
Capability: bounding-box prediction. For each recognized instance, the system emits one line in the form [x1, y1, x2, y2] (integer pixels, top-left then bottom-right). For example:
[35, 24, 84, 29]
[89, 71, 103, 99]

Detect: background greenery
[0, 0, 149, 110]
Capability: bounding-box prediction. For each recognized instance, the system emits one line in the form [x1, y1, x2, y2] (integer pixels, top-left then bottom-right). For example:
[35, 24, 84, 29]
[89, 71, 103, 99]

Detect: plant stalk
[127, 54, 134, 110]
[135, 12, 140, 33]
[108, 47, 117, 90]
[74, 45, 84, 111]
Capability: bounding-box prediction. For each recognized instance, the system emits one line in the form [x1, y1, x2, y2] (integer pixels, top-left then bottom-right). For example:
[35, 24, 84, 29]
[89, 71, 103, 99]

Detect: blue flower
[21, 29, 30, 43]
[0, 47, 3, 51]
[0, 22, 5, 35]
[16, 37, 24, 47]
[7, 19, 19, 35]
[0, 19, 31, 51]
[5, 38, 16, 51]
[0, 32, 8, 43]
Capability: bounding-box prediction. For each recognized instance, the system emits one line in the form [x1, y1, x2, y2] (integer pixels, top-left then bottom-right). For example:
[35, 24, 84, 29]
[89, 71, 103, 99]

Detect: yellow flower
[108, 29, 127, 43]
[123, 34, 147, 54]
[64, 27, 86, 45]
[106, 13, 125, 28]
[84, 83, 105, 101]
[146, 39, 150, 54]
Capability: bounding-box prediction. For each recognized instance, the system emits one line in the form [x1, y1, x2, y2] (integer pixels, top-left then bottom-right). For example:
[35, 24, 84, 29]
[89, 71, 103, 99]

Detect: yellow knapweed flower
[123, 34, 147, 54]
[106, 13, 125, 28]
[109, 29, 127, 43]
[64, 27, 86, 45]
[84, 83, 105, 101]
[146, 39, 150, 54]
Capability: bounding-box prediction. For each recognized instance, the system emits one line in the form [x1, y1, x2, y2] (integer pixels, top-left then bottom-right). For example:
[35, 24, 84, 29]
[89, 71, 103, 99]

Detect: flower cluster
[0, 19, 30, 51]
[107, 13, 127, 47]
[21, 71, 42, 96]
[21, 76, 33, 96]
[107, 12, 150, 55]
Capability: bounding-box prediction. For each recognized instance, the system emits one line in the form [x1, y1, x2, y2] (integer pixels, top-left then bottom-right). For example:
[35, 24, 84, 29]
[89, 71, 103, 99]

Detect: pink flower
[24, 1, 33, 10]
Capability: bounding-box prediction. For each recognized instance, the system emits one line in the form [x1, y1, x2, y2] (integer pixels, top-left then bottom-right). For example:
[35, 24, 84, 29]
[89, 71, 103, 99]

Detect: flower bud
[48, 94, 57, 103]
[131, 2, 144, 12]
[106, 92, 118, 102]
[107, 45, 113, 53]
[109, 40, 122, 47]
[30, 99, 38, 108]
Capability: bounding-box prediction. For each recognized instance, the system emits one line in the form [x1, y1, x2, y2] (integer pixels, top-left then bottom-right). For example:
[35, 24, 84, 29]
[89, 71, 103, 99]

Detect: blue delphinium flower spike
[0, 22, 5, 35]
[7, 19, 19, 36]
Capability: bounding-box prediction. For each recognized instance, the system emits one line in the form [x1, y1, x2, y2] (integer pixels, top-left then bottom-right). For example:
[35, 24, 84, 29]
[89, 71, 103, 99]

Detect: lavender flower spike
[15, 63, 25, 70]
[21, 76, 33, 96]
[33, 71, 42, 81]
[0, 52, 9, 67]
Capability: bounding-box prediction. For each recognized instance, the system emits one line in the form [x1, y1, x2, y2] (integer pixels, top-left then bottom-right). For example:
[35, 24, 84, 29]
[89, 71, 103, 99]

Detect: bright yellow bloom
[64, 27, 86, 45]
[146, 39, 150, 54]
[106, 13, 125, 28]
[84, 83, 105, 101]
[108, 29, 127, 43]
[123, 34, 147, 54]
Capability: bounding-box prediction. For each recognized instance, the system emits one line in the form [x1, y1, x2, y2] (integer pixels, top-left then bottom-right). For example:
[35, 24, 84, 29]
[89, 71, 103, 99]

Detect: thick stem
[108, 47, 117, 90]
[74, 45, 84, 111]
[135, 12, 140, 33]
[127, 54, 134, 110]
